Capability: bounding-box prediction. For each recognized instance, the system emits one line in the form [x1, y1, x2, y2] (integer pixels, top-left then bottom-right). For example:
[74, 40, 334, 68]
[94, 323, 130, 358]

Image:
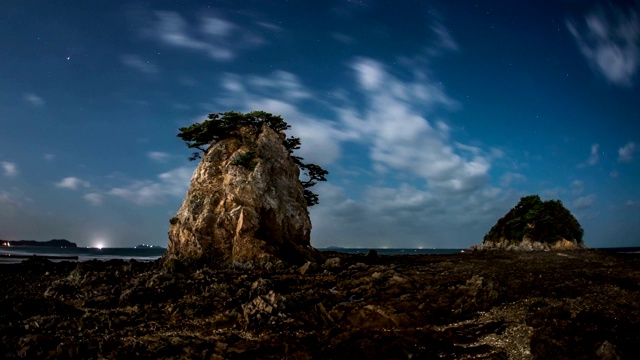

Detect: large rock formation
[469, 195, 586, 251]
[164, 124, 323, 268]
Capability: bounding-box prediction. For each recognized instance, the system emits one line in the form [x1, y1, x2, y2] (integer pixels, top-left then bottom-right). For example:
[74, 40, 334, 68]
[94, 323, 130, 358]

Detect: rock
[323, 257, 342, 270]
[595, 341, 621, 360]
[3, 248, 640, 359]
[469, 237, 583, 252]
[348, 262, 368, 271]
[298, 261, 319, 275]
[242, 290, 288, 329]
[365, 249, 378, 263]
[164, 124, 323, 268]
[469, 195, 586, 251]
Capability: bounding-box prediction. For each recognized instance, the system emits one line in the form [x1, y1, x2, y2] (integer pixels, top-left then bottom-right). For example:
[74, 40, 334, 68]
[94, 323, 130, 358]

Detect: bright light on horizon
[92, 234, 109, 249]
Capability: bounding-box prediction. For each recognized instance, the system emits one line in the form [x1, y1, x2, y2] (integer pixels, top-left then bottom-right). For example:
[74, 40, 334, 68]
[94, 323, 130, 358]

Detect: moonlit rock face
[164, 124, 322, 268]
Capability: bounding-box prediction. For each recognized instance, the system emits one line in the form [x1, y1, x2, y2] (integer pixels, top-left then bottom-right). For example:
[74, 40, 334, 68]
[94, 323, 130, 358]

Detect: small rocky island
[469, 195, 586, 251]
[0, 113, 638, 359]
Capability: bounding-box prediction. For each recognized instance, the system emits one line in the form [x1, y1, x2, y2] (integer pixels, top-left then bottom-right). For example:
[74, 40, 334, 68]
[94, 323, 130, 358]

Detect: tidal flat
[1, 250, 639, 359]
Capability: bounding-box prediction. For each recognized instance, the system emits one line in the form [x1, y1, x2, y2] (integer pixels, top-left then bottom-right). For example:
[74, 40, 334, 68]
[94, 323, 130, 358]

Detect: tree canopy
[484, 195, 584, 244]
[177, 111, 328, 207]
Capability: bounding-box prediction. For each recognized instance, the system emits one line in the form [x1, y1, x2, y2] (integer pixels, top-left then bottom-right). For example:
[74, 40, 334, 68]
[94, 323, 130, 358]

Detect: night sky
[1, 0, 639, 249]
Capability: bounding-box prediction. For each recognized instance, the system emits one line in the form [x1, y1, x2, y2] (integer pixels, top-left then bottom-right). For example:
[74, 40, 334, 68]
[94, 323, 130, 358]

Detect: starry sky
[1, 0, 639, 249]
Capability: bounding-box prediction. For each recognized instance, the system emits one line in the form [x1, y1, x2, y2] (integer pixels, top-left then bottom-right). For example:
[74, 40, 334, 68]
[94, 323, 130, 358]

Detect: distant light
[92, 234, 109, 249]
[66, 56, 70, 60]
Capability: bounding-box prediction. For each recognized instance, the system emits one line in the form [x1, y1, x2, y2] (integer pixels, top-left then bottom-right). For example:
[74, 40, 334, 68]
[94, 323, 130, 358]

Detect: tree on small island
[484, 195, 584, 245]
[177, 111, 328, 206]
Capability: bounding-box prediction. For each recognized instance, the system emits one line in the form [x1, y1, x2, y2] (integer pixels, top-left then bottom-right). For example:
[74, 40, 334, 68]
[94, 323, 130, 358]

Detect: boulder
[163, 124, 323, 268]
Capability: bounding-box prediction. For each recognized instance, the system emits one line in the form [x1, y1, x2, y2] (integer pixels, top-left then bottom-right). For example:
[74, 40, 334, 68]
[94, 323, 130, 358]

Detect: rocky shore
[1, 250, 639, 359]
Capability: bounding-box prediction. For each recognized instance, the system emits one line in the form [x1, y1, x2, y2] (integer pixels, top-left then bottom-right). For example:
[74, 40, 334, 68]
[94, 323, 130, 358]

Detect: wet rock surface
[1, 250, 639, 359]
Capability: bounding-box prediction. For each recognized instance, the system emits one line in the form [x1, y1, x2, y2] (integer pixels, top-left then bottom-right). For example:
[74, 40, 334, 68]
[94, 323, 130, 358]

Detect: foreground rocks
[1, 250, 639, 359]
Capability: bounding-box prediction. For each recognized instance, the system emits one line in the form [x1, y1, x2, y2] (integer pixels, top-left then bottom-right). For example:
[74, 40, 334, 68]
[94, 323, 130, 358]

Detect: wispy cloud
[351, 58, 385, 91]
[217, 72, 344, 165]
[331, 32, 355, 44]
[23, 93, 45, 107]
[626, 199, 640, 207]
[147, 151, 171, 163]
[1, 162, 18, 177]
[142, 11, 266, 61]
[541, 187, 565, 200]
[578, 143, 600, 168]
[120, 54, 158, 74]
[55, 177, 90, 190]
[108, 166, 193, 205]
[344, 57, 486, 194]
[0, 190, 21, 208]
[219, 57, 493, 177]
[618, 141, 636, 162]
[567, 4, 640, 86]
[247, 71, 311, 101]
[430, 22, 459, 53]
[573, 194, 596, 210]
[84, 193, 103, 206]
[256, 21, 283, 32]
[210, 56, 506, 247]
[571, 180, 585, 196]
[310, 182, 511, 248]
[500, 172, 526, 187]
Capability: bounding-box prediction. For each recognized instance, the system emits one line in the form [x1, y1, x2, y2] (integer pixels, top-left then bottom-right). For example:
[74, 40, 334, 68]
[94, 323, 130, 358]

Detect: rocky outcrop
[469, 195, 586, 251]
[164, 124, 322, 268]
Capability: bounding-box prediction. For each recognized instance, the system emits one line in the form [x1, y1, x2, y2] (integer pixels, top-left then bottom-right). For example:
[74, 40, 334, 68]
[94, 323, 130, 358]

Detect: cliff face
[164, 124, 322, 268]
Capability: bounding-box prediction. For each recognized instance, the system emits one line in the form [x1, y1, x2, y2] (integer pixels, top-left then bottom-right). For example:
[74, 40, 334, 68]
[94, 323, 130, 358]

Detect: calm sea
[0, 246, 462, 264]
[322, 248, 463, 255]
[0, 246, 167, 264]
[2, 246, 637, 264]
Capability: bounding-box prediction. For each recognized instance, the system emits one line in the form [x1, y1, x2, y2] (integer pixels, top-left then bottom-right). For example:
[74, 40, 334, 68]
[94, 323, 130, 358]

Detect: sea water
[3, 246, 636, 264]
[0, 246, 167, 264]
[0, 246, 463, 264]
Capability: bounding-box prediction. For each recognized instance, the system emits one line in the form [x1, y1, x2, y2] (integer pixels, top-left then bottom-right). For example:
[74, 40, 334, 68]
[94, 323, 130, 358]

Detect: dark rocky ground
[1, 250, 639, 359]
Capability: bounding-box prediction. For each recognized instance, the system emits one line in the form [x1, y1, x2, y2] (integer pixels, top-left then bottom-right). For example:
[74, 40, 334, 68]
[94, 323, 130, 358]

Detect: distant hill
[1, 239, 77, 248]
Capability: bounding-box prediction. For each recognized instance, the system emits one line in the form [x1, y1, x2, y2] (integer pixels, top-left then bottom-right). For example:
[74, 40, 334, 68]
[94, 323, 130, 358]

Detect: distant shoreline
[0, 239, 77, 248]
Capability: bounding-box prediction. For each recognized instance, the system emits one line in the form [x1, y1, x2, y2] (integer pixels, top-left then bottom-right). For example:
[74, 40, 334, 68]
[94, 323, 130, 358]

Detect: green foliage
[484, 195, 584, 244]
[177, 111, 291, 161]
[231, 150, 257, 170]
[177, 111, 328, 207]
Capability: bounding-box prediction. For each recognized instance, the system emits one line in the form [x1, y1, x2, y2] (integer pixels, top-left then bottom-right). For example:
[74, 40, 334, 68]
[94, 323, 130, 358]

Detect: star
[66, 56, 70, 60]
